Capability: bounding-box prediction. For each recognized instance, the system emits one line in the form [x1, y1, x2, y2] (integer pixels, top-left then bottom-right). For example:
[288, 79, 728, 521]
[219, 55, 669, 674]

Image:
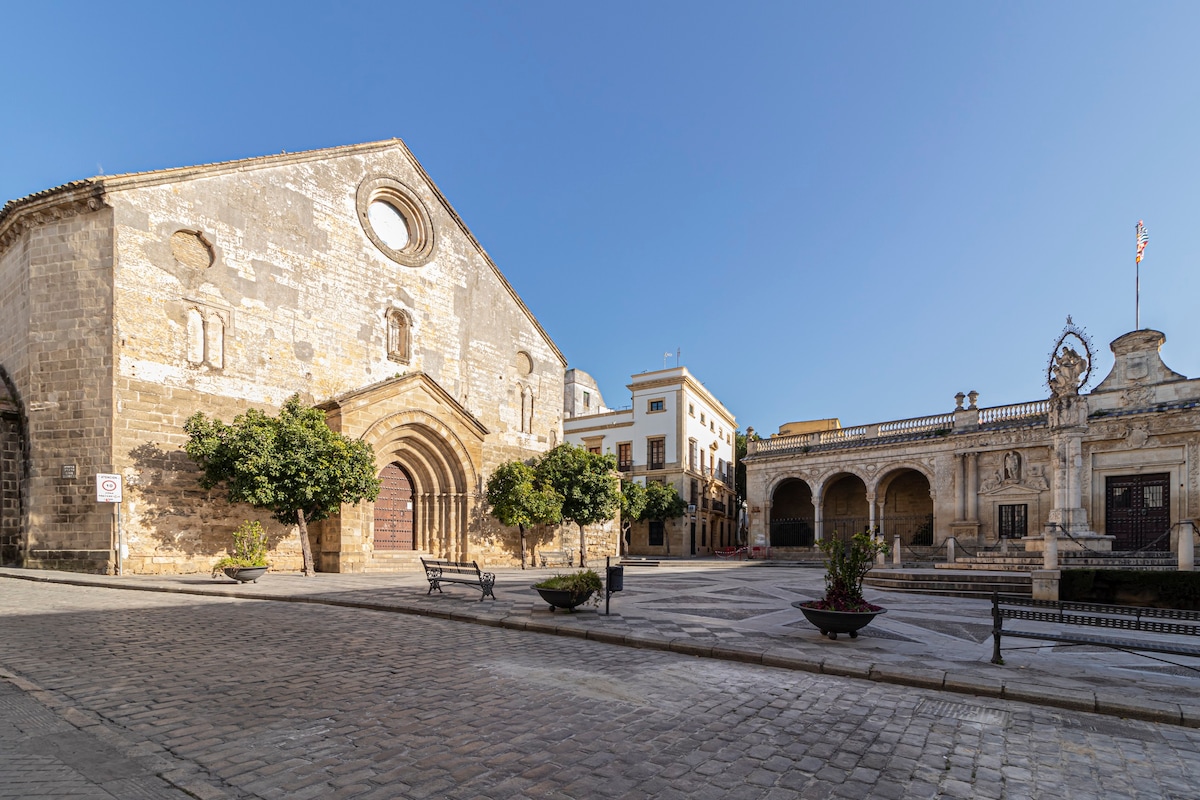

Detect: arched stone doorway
[366, 414, 477, 561]
[770, 478, 814, 546]
[822, 473, 868, 542]
[374, 463, 415, 550]
[879, 468, 934, 545]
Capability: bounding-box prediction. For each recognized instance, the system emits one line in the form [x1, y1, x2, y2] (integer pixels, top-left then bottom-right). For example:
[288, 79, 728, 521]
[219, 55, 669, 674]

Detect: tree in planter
[536, 444, 620, 567]
[642, 480, 688, 553]
[486, 460, 563, 569]
[618, 480, 647, 557]
[183, 394, 381, 576]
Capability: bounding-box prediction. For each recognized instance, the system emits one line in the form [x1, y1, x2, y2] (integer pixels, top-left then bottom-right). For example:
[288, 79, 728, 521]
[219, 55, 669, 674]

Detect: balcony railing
[747, 399, 1050, 458]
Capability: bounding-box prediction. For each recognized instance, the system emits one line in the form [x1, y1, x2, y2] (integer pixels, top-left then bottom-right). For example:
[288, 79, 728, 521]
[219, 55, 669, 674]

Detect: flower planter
[533, 586, 595, 612]
[223, 566, 268, 583]
[793, 601, 885, 640]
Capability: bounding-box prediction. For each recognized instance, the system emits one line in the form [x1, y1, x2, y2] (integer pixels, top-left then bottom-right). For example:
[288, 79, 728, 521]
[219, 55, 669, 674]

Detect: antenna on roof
[663, 352, 671, 368]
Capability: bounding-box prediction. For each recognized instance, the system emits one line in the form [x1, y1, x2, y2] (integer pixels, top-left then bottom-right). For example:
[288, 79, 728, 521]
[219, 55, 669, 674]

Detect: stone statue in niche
[1049, 346, 1087, 397]
[1003, 451, 1021, 482]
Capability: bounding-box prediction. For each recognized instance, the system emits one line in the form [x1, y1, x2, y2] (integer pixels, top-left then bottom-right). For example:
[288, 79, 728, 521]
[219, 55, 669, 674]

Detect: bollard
[946, 537, 956, 565]
[1180, 520, 1196, 572]
[1043, 526, 1059, 571]
[893, 535, 901, 567]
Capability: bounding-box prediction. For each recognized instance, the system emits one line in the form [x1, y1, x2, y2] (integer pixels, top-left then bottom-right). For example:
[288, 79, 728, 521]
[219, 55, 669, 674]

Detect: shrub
[211, 520, 269, 578]
[803, 530, 889, 612]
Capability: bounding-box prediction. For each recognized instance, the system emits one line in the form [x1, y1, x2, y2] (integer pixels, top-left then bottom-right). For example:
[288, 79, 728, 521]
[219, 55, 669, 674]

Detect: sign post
[96, 474, 123, 575]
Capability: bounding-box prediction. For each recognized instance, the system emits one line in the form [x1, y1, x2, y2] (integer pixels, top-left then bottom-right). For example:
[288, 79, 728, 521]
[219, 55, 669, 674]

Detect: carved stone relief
[1125, 425, 1150, 450]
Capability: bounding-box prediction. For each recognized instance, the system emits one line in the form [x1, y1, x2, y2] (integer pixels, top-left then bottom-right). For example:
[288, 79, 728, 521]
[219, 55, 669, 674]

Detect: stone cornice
[0, 184, 109, 255]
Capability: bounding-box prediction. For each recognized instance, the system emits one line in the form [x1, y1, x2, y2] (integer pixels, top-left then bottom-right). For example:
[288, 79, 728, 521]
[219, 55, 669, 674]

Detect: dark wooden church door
[374, 463, 415, 550]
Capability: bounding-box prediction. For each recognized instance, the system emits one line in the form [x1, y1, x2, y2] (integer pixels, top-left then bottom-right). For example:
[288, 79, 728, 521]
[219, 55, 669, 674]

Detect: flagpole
[1136, 258, 1140, 330]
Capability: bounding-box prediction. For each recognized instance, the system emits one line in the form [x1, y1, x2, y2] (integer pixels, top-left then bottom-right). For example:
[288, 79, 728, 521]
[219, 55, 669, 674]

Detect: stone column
[955, 453, 966, 521]
[967, 452, 979, 523]
[812, 491, 823, 543]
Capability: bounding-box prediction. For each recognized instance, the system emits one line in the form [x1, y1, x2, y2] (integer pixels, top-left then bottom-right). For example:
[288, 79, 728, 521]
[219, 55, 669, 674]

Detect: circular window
[367, 200, 410, 250]
[356, 177, 435, 267]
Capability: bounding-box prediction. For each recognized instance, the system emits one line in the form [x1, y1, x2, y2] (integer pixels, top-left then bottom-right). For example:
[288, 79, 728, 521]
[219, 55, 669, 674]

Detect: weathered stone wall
[0, 207, 117, 572]
[97, 142, 565, 572]
[0, 224, 30, 565]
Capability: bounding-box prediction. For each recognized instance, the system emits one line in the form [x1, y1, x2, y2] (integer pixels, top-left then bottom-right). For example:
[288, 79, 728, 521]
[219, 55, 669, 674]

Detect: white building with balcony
[563, 366, 737, 557]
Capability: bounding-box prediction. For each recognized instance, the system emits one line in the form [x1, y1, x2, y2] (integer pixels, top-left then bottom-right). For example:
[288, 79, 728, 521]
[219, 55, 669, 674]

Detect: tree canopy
[485, 460, 562, 568]
[535, 444, 620, 566]
[183, 394, 381, 576]
[642, 480, 688, 522]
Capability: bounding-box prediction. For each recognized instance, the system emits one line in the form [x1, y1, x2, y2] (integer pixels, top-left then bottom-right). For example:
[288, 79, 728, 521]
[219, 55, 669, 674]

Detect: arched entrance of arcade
[878, 468, 934, 546]
[822, 473, 869, 543]
[769, 478, 814, 547]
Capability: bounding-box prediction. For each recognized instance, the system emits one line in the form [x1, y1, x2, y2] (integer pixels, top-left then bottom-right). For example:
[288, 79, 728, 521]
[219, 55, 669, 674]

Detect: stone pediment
[319, 371, 489, 441]
[1093, 329, 1186, 393]
[979, 481, 1043, 498]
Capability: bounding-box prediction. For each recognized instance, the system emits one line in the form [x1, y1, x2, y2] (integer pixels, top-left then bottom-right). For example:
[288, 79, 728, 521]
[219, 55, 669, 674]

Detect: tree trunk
[578, 522, 587, 568]
[621, 522, 630, 558]
[519, 525, 527, 570]
[297, 508, 314, 576]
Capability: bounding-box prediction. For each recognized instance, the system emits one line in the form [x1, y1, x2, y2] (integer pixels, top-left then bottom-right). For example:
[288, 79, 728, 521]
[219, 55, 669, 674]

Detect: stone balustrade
[747, 400, 1049, 457]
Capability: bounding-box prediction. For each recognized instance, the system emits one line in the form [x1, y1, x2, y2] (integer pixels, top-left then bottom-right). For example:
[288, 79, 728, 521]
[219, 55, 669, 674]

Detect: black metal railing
[822, 518, 870, 544]
[770, 518, 814, 547]
[879, 514, 935, 546]
[617, 460, 632, 472]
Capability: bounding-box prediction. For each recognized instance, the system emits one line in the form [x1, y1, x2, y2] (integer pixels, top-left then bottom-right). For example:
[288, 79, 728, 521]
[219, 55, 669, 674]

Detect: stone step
[363, 551, 429, 573]
[864, 569, 1032, 599]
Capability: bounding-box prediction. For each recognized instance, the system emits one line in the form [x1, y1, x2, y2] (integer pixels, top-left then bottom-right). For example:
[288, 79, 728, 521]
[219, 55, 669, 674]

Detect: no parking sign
[96, 474, 122, 503]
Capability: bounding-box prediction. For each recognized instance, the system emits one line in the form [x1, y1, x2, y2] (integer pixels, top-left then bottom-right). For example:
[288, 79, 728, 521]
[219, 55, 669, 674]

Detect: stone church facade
[0, 140, 575, 574]
[745, 326, 1200, 559]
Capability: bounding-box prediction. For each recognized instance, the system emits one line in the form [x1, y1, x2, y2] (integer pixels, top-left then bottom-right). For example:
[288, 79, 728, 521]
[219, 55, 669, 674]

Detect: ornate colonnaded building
[0, 140, 584, 574]
[744, 323, 1200, 559]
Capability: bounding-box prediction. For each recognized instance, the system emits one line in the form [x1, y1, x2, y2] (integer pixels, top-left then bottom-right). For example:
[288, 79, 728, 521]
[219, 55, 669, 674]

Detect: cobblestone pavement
[2, 576, 1200, 799]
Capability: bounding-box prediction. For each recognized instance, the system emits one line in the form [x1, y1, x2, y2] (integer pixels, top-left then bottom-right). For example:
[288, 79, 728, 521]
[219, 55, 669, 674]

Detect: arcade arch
[769, 478, 813, 547]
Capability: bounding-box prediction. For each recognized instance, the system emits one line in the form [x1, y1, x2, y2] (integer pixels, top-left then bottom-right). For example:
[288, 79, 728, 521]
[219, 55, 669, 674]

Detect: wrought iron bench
[420, 557, 496, 601]
[538, 550, 574, 568]
[991, 593, 1200, 668]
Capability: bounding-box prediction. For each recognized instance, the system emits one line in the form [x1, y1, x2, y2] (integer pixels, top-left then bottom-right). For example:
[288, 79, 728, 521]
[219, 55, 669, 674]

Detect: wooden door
[374, 463, 415, 550]
[1105, 473, 1170, 551]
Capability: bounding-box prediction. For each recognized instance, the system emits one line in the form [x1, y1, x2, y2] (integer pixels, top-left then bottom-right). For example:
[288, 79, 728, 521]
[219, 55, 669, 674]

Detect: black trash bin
[607, 564, 624, 593]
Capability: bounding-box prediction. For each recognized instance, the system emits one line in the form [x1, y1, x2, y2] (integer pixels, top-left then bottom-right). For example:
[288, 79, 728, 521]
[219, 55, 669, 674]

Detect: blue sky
[4, 2, 1200, 435]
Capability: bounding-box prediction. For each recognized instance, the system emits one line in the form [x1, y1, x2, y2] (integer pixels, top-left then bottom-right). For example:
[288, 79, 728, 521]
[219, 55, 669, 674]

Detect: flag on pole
[1136, 220, 1149, 264]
